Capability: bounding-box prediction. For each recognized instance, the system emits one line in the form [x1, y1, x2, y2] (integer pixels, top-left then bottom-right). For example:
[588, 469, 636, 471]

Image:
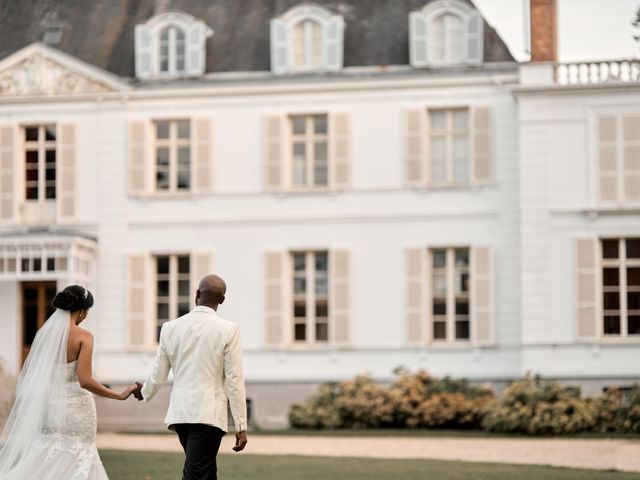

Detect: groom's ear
[219, 295, 225, 305]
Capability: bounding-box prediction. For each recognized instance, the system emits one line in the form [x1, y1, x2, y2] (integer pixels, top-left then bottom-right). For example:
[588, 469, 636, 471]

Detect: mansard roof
[0, 0, 515, 79]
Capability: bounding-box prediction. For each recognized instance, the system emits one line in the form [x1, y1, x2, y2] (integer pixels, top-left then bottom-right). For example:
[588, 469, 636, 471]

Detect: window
[290, 114, 328, 188]
[154, 120, 191, 192]
[159, 26, 186, 74]
[430, 247, 470, 342]
[601, 238, 640, 337]
[292, 251, 329, 343]
[410, 0, 483, 67]
[23, 126, 56, 202]
[429, 108, 469, 184]
[155, 254, 191, 341]
[135, 12, 213, 80]
[270, 4, 344, 74]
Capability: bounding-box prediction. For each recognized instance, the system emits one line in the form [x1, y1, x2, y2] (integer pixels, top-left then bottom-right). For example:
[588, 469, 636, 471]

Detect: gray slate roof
[0, 0, 515, 78]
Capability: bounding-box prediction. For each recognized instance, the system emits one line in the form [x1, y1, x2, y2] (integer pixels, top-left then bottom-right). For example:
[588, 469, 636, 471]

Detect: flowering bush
[592, 386, 640, 434]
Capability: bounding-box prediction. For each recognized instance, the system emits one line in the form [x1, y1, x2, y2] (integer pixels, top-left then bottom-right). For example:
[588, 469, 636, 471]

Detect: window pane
[292, 23, 305, 68]
[46, 258, 55, 272]
[178, 147, 190, 165]
[157, 256, 170, 274]
[45, 186, 56, 199]
[33, 258, 41, 272]
[315, 322, 328, 341]
[178, 302, 190, 316]
[294, 302, 306, 318]
[157, 303, 169, 320]
[455, 301, 469, 314]
[156, 121, 170, 139]
[452, 110, 468, 132]
[25, 127, 38, 142]
[629, 316, 640, 335]
[310, 21, 323, 67]
[178, 280, 190, 296]
[177, 120, 190, 139]
[454, 249, 469, 267]
[157, 280, 169, 297]
[177, 170, 190, 190]
[455, 321, 470, 339]
[627, 267, 640, 287]
[178, 256, 190, 274]
[433, 321, 446, 339]
[156, 147, 169, 166]
[294, 253, 306, 271]
[603, 315, 620, 335]
[294, 323, 306, 341]
[314, 142, 328, 186]
[176, 29, 186, 72]
[294, 277, 306, 294]
[429, 111, 446, 131]
[156, 170, 170, 190]
[453, 136, 469, 182]
[456, 272, 469, 294]
[432, 249, 446, 268]
[315, 302, 328, 318]
[315, 252, 328, 272]
[602, 239, 619, 259]
[603, 292, 620, 310]
[292, 117, 306, 135]
[432, 299, 446, 315]
[21, 258, 29, 272]
[314, 116, 327, 135]
[315, 276, 328, 295]
[292, 142, 307, 186]
[627, 239, 640, 259]
[628, 292, 640, 310]
[603, 267, 619, 286]
[430, 137, 447, 181]
[432, 273, 446, 294]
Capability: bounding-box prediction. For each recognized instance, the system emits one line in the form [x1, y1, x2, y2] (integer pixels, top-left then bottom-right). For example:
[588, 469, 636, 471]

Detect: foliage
[0, 365, 17, 431]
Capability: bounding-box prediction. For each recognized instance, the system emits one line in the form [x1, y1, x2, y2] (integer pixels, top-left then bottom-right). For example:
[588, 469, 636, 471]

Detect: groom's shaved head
[197, 274, 226, 307]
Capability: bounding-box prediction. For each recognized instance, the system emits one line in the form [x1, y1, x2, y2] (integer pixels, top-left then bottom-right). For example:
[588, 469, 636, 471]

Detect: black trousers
[173, 423, 225, 480]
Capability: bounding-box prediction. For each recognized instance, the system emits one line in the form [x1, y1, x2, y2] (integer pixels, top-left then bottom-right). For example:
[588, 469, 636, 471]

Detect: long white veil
[0, 308, 70, 476]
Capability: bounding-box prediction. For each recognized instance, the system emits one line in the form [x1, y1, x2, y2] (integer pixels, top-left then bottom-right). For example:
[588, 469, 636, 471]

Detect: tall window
[154, 120, 191, 192]
[155, 254, 191, 341]
[292, 251, 329, 343]
[24, 126, 56, 201]
[159, 26, 186, 74]
[430, 13, 464, 65]
[292, 19, 323, 69]
[431, 247, 470, 341]
[290, 114, 328, 188]
[429, 109, 469, 184]
[601, 238, 640, 337]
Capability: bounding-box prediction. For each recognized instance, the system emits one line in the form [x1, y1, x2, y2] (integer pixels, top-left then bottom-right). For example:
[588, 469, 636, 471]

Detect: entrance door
[21, 281, 57, 364]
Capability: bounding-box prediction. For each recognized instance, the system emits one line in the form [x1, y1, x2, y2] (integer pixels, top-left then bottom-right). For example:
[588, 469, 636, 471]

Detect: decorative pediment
[0, 43, 128, 97]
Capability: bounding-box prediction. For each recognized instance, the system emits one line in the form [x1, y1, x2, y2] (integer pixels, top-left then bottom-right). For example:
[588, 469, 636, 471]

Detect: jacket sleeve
[141, 324, 171, 401]
[224, 324, 248, 432]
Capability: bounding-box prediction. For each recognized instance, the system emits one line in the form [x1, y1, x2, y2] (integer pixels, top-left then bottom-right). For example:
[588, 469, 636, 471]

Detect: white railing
[555, 60, 640, 85]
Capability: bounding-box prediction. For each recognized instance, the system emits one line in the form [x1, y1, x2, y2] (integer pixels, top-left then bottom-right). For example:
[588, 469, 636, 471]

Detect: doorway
[21, 281, 57, 364]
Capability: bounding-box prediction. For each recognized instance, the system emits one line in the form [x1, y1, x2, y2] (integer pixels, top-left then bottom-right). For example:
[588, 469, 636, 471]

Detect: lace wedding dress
[0, 310, 109, 479]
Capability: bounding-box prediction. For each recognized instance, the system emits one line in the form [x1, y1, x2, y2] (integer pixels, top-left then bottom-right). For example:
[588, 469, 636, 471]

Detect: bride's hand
[119, 383, 140, 401]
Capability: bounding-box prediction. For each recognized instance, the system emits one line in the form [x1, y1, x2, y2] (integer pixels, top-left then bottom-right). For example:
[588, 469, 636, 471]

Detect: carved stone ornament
[0, 53, 112, 96]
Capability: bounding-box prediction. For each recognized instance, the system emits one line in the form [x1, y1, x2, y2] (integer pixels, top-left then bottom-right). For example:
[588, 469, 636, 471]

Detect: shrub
[0, 365, 17, 431]
[592, 386, 640, 434]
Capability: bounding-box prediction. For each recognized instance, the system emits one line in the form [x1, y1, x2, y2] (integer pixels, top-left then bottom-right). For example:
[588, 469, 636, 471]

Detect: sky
[472, 0, 639, 62]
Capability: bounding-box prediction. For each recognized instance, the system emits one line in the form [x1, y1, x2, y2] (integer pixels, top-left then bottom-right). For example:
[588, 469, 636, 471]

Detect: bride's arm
[77, 330, 137, 400]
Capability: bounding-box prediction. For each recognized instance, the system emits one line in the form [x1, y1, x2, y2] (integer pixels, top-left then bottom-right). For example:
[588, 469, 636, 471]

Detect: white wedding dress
[0, 310, 109, 479]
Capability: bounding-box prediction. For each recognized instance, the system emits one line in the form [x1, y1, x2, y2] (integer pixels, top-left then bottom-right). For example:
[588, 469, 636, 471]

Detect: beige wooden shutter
[331, 250, 350, 344]
[193, 118, 212, 193]
[264, 116, 285, 191]
[622, 114, 640, 203]
[597, 115, 619, 204]
[0, 126, 15, 222]
[191, 252, 213, 297]
[331, 113, 350, 189]
[128, 255, 149, 347]
[406, 248, 426, 344]
[405, 110, 426, 186]
[472, 246, 493, 344]
[129, 121, 148, 195]
[57, 124, 76, 220]
[575, 237, 599, 340]
[265, 251, 285, 345]
[472, 107, 491, 183]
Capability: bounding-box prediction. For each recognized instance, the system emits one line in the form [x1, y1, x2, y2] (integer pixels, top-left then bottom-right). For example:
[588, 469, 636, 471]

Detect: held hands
[233, 431, 248, 452]
[119, 382, 144, 401]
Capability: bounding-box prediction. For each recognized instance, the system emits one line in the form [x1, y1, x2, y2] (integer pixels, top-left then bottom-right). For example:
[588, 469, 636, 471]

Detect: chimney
[530, 0, 557, 62]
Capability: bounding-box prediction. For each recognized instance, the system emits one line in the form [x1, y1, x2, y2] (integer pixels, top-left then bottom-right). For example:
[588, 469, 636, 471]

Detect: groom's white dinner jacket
[141, 305, 248, 433]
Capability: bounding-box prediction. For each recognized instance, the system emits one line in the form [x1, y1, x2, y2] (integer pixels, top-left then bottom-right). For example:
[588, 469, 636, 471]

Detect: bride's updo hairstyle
[52, 285, 94, 312]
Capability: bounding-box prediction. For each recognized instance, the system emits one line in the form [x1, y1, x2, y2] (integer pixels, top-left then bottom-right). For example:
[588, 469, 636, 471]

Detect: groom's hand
[133, 382, 144, 401]
[233, 431, 248, 452]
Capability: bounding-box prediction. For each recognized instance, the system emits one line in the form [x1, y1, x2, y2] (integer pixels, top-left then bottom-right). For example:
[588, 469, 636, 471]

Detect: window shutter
[409, 12, 429, 67]
[191, 252, 213, 296]
[270, 19, 289, 74]
[135, 24, 153, 79]
[331, 113, 350, 189]
[406, 248, 426, 344]
[597, 115, 619, 204]
[129, 121, 148, 195]
[471, 246, 494, 344]
[0, 126, 15, 222]
[264, 116, 285, 191]
[265, 251, 285, 345]
[193, 118, 212, 193]
[472, 107, 492, 183]
[128, 255, 149, 347]
[324, 16, 344, 71]
[331, 250, 350, 344]
[466, 11, 483, 64]
[186, 22, 208, 76]
[575, 238, 599, 340]
[405, 110, 426, 186]
[57, 124, 75, 221]
[622, 114, 640, 203]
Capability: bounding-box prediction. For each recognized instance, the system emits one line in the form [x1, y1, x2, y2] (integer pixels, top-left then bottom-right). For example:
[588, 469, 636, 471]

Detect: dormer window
[135, 11, 213, 80]
[270, 4, 344, 74]
[410, 0, 483, 68]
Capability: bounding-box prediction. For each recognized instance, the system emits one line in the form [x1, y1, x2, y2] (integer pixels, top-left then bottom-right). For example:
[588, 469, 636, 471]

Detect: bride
[0, 285, 141, 479]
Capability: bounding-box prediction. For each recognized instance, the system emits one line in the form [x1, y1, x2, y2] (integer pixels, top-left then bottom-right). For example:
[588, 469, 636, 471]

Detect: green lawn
[100, 450, 640, 480]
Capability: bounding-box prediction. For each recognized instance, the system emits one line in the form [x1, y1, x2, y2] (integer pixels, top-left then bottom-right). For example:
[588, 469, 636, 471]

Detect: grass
[100, 450, 640, 480]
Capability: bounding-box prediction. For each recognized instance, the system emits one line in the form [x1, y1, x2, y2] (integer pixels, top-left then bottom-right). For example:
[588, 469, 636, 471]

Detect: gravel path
[96, 433, 640, 473]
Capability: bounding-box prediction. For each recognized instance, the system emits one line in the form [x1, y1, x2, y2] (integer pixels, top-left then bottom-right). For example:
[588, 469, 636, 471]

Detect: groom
[136, 274, 248, 480]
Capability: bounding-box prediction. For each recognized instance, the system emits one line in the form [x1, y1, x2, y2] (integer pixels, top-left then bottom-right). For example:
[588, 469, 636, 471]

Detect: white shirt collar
[192, 305, 217, 314]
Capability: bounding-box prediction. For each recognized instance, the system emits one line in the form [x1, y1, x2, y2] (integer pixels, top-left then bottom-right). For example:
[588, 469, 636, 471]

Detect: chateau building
[0, 0, 637, 429]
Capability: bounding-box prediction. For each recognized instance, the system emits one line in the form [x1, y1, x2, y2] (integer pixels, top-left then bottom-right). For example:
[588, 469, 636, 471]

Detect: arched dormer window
[410, 0, 483, 67]
[270, 4, 344, 74]
[135, 11, 213, 79]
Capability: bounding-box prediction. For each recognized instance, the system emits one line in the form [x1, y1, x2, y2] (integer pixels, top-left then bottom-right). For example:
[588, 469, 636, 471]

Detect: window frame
[159, 25, 187, 76]
[287, 113, 330, 191]
[152, 119, 192, 193]
[22, 125, 56, 203]
[153, 253, 191, 343]
[427, 107, 471, 186]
